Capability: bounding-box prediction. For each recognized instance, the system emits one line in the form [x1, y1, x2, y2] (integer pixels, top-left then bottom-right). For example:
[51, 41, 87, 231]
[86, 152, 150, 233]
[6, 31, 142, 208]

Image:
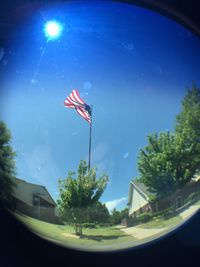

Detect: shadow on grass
[112, 227, 127, 230]
[79, 234, 128, 242]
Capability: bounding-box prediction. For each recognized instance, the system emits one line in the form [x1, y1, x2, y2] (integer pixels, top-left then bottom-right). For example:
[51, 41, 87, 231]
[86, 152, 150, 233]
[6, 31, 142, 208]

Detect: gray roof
[132, 180, 151, 197]
[128, 179, 153, 206]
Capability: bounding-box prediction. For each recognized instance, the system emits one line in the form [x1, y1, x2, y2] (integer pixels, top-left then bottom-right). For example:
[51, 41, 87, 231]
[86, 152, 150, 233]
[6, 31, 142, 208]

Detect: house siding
[13, 178, 60, 224]
[13, 179, 55, 206]
[129, 183, 150, 216]
[13, 197, 33, 217]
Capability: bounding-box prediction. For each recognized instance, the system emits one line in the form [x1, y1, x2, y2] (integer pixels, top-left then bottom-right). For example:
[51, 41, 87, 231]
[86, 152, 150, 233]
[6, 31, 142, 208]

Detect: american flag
[64, 89, 92, 123]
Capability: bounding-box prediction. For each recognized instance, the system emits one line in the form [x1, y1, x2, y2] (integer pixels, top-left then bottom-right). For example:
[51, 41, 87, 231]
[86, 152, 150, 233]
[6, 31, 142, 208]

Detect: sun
[44, 20, 63, 40]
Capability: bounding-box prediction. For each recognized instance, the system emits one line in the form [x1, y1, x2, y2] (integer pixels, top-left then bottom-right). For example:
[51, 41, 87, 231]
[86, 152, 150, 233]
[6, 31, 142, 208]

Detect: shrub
[162, 209, 175, 220]
[98, 222, 112, 228]
[126, 217, 135, 227]
[152, 210, 165, 219]
[135, 212, 153, 224]
[152, 206, 175, 219]
[82, 223, 96, 229]
[126, 213, 153, 227]
[153, 215, 162, 220]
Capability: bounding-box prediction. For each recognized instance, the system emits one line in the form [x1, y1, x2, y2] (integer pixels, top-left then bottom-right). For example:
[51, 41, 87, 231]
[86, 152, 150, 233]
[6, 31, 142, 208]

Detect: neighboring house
[12, 178, 59, 224]
[128, 176, 200, 217]
[128, 180, 152, 217]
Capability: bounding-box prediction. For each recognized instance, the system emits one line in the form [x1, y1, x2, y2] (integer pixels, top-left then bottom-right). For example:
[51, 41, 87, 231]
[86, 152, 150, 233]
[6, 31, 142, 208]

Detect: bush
[98, 222, 112, 228]
[152, 207, 174, 219]
[126, 217, 135, 227]
[82, 223, 96, 229]
[162, 209, 176, 219]
[126, 213, 153, 227]
[135, 212, 153, 224]
[153, 215, 162, 220]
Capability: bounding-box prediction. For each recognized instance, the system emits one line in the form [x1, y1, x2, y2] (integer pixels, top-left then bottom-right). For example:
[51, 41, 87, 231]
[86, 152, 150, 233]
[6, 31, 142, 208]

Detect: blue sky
[1, 1, 200, 212]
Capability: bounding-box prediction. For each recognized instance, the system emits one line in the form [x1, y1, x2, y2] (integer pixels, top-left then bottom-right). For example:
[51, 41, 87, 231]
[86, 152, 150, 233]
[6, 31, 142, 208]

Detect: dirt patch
[62, 233, 80, 239]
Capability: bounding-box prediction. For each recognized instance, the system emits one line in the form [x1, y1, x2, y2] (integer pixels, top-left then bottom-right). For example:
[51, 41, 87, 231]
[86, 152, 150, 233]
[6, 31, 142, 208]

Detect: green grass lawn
[14, 213, 136, 251]
[14, 201, 199, 251]
[136, 214, 183, 229]
[194, 199, 200, 205]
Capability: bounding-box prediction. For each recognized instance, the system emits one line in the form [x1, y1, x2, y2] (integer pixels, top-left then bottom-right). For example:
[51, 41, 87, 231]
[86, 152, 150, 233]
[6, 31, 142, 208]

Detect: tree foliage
[175, 84, 200, 172]
[86, 201, 110, 224]
[0, 121, 16, 208]
[57, 160, 108, 234]
[137, 85, 200, 199]
[137, 132, 192, 198]
[110, 207, 129, 225]
[110, 209, 121, 225]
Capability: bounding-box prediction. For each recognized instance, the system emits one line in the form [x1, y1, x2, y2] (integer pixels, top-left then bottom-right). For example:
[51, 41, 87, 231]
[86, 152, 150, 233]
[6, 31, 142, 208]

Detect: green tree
[137, 132, 193, 199]
[110, 207, 129, 225]
[57, 160, 108, 235]
[110, 208, 122, 225]
[175, 84, 200, 173]
[136, 84, 200, 201]
[87, 201, 110, 224]
[0, 121, 16, 208]
[120, 207, 129, 219]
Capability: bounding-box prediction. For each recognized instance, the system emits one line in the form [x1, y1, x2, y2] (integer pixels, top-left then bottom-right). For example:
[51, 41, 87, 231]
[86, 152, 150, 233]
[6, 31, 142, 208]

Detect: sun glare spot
[44, 20, 63, 40]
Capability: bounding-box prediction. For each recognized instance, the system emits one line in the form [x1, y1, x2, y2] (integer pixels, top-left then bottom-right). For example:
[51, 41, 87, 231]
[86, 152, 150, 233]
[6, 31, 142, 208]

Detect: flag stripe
[64, 99, 74, 106]
[66, 91, 84, 107]
[64, 100, 76, 109]
[68, 96, 82, 107]
[77, 106, 91, 120]
[73, 90, 85, 105]
[76, 107, 91, 123]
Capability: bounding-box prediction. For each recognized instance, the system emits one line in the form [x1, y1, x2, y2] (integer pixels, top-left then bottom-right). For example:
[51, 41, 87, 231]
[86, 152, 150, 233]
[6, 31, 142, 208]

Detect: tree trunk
[74, 223, 83, 236]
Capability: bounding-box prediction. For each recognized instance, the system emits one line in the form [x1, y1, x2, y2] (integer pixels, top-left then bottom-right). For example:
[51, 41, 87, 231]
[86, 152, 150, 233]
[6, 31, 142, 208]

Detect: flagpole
[88, 105, 93, 170]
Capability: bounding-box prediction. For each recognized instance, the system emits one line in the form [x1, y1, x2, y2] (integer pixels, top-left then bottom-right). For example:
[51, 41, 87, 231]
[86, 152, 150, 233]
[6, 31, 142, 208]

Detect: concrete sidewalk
[120, 226, 168, 240]
[119, 204, 200, 240]
[179, 204, 200, 220]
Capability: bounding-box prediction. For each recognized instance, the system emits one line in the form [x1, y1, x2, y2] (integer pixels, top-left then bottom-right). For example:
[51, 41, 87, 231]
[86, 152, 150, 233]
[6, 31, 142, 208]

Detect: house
[12, 178, 59, 224]
[128, 180, 152, 217]
[128, 176, 200, 217]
